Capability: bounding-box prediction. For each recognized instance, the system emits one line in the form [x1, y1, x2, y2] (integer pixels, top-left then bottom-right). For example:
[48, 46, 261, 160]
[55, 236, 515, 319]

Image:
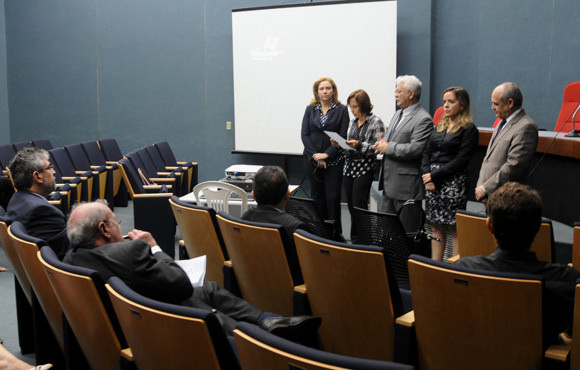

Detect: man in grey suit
[374, 75, 433, 214]
[475, 82, 538, 202]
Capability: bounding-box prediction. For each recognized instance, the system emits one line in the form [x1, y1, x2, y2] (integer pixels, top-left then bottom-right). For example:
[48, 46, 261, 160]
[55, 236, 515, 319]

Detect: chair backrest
[455, 210, 554, 262]
[555, 81, 580, 133]
[106, 276, 239, 370]
[0, 217, 31, 302]
[98, 138, 124, 162]
[169, 196, 228, 286]
[293, 229, 401, 361]
[193, 181, 248, 217]
[118, 158, 145, 196]
[0, 144, 16, 170]
[572, 222, 580, 268]
[351, 207, 412, 289]
[154, 140, 179, 166]
[570, 283, 580, 369]
[65, 143, 93, 170]
[285, 196, 336, 241]
[38, 246, 129, 370]
[216, 211, 295, 315]
[9, 222, 64, 351]
[408, 254, 543, 370]
[234, 322, 414, 370]
[432, 106, 444, 126]
[31, 138, 54, 151]
[145, 144, 172, 173]
[12, 141, 32, 151]
[81, 140, 108, 166]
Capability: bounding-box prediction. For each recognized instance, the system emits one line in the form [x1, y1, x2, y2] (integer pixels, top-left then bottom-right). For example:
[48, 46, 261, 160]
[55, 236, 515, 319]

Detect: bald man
[475, 82, 538, 202]
[63, 201, 320, 339]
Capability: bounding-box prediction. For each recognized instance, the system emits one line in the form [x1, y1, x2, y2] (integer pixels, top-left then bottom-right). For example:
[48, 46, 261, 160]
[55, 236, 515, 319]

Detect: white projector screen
[232, 0, 397, 155]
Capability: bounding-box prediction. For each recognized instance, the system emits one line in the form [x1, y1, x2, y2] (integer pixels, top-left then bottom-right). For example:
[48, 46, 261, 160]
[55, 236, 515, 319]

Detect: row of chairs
[1, 211, 412, 369]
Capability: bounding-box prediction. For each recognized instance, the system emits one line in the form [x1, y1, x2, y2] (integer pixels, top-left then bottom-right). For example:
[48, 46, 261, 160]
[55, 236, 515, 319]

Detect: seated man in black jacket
[455, 182, 580, 344]
[64, 201, 320, 340]
[242, 165, 306, 284]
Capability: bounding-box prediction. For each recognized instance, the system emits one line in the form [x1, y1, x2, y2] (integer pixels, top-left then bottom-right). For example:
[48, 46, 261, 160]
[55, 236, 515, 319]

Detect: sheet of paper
[175, 255, 207, 287]
[323, 130, 354, 151]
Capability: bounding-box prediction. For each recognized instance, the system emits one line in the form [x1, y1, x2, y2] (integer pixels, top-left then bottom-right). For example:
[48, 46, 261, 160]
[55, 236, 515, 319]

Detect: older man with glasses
[6, 147, 70, 259]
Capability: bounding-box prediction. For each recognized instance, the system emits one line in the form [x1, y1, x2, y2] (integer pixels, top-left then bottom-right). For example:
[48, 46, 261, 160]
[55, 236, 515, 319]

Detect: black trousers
[344, 171, 375, 242]
[304, 158, 342, 232]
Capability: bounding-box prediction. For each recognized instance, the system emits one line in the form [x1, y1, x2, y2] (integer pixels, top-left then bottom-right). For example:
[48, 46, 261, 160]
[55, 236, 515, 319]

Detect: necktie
[388, 110, 404, 141]
[491, 119, 507, 145]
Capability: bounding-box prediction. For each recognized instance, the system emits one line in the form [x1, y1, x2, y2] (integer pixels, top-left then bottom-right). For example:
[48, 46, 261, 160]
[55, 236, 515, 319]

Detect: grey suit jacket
[381, 103, 433, 200]
[476, 109, 538, 195]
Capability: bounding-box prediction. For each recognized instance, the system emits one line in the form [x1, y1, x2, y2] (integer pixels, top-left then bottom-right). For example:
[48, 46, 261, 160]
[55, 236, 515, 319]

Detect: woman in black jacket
[421, 86, 479, 260]
[301, 77, 349, 231]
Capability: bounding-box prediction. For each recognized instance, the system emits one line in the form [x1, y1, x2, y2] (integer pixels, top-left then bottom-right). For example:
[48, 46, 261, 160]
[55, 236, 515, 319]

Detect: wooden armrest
[395, 310, 415, 327]
[48, 200, 61, 205]
[224, 260, 233, 268]
[61, 176, 77, 180]
[150, 178, 175, 183]
[545, 344, 570, 362]
[133, 193, 173, 198]
[121, 347, 134, 361]
[179, 240, 185, 247]
[568, 263, 573, 267]
[75, 171, 88, 175]
[294, 284, 306, 294]
[90, 165, 101, 169]
[165, 166, 179, 170]
[447, 255, 460, 264]
[142, 185, 163, 190]
[106, 161, 118, 165]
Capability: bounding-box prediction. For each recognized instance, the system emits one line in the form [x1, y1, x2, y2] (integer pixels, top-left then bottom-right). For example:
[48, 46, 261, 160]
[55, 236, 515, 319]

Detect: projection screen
[232, 0, 397, 155]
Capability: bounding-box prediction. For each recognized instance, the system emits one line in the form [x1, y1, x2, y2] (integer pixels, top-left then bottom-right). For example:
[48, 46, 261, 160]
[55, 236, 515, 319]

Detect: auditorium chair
[9, 222, 66, 367]
[39, 246, 134, 370]
[293, 229, 407, 362]
[0, 216, 34, 354]
[12, 141, 32, 151]
[0, 144, 16, 173]
[399, 254, 544, 370]
[153, 141, 197, 193]
[31, 138, 54, 151]
[125, 149, 182, 196]
[234, 322, 415, 370]
[571, 222, 580, 268]
[554, 81, 580, 134]
[139, 145, 187, 196]
[117, 157, 176, 257]
[169, 196, 229, 286]
[106, 276, 240, 370]
[81, 140, 128, 207]
[98, 138, 124, 162]
[65, 143, 113, 203]
[451, 210, 554, 263]
[216, 211, 305, 315]
[49, 147, 96, 201]
[544, 282, 580, 368]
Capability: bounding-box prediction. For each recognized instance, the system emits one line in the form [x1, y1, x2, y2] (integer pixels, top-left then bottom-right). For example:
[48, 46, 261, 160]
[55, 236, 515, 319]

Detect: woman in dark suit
[301, 77, 349, 231]
[421, 86, 478, 260]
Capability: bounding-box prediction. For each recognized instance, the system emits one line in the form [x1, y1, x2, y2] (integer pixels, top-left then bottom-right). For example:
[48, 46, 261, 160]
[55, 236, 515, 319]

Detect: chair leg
[14, 277, 34, 354]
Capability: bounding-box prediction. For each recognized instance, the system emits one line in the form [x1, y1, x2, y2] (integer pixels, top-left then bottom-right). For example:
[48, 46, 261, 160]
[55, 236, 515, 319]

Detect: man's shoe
[260, 315, 321, 341]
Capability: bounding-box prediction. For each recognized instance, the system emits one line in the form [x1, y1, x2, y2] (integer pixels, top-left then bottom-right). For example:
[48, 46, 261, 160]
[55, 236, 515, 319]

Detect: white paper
[175, 255, 207, 287]
[323, 130, 355, 151]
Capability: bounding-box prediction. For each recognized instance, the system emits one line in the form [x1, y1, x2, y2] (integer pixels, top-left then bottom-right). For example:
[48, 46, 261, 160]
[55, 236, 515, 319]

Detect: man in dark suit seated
[64, 200, 321, 340]
[241, 165, 306, 284]
[455, 182, 580, 344]
[6, 147, 70, 259]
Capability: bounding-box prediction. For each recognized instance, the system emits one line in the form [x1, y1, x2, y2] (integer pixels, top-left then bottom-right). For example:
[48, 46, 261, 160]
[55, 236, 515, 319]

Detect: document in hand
[175, 255, 207, 287]
[324, 130, 355, 151]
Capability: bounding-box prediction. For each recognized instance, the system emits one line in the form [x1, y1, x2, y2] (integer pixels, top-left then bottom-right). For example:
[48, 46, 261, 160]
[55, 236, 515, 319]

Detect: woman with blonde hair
[421, 86, 478, 260]
[301, 77, 349, 231]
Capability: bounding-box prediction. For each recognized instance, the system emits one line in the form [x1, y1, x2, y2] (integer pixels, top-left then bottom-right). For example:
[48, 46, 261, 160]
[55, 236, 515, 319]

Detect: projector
[225, 165, 263, 181]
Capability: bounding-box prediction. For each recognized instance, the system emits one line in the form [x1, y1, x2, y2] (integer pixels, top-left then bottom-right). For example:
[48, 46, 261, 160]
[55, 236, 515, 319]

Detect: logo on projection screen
[251, 36, 283, 61]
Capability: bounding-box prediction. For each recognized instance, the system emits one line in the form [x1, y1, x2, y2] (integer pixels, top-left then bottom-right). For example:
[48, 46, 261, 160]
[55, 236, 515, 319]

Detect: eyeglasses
[38, 164, 54, 172]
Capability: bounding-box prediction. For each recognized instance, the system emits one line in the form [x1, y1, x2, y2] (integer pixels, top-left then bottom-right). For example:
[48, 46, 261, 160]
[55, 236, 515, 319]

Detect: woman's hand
[313, 153, 329, 161]
[425, 182, 435, 192]
[316, 159, 327, 169]
[330, 138, 339, 148]
[346, 139, 359, 149]
[422, 173, 432, 184]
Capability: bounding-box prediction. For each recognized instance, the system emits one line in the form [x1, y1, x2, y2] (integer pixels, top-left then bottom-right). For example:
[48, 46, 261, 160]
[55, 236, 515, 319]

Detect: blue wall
[1, 0, 579, 185]
[0, 0, 8, 145]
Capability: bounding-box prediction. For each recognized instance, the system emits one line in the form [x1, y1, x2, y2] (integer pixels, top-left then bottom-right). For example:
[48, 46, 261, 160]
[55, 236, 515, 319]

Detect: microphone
[565, 100, 580, 137]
